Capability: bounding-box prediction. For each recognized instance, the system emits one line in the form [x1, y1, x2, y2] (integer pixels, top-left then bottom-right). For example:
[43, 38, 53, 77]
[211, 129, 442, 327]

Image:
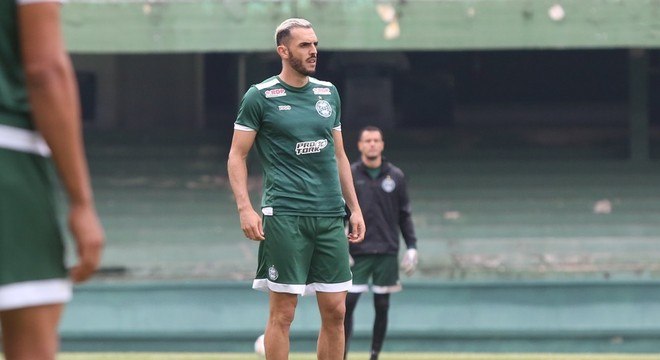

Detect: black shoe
[369, 351, 379, 360]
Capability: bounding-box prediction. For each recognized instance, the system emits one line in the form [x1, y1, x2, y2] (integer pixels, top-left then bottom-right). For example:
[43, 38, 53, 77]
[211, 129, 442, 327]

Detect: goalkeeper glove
[400, 248, 418, 276]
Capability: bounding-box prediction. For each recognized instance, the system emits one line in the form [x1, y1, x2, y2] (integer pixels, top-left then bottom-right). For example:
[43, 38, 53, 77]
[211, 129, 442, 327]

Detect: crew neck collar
[276, 76, 311, 92]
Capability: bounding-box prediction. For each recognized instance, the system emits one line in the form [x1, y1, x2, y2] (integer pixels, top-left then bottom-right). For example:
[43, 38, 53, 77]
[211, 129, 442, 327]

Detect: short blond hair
[275, 18, 313, 46]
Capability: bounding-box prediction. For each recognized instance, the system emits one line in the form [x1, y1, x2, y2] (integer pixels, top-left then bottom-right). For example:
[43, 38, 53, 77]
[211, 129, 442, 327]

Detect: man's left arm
[333, 130, 365, 243]
[398, 172, 419, 275]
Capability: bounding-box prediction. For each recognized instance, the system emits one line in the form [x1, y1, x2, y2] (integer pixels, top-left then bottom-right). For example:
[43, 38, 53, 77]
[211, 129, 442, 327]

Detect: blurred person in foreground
[227, 18, 365, 360]
[0, 1, 105, 358]
[344, 126, 419, 360]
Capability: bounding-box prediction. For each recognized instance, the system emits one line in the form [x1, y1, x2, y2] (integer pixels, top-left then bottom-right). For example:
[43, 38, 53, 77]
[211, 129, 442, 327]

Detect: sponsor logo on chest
[313, 87, 331, 95]
[296, 139, 328, 155]
[265, 88, 286, 98]
[278, 105, 291, 111]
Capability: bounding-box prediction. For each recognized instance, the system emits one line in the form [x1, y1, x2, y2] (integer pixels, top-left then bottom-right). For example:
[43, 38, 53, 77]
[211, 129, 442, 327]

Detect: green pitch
[57, 353, 660, 360]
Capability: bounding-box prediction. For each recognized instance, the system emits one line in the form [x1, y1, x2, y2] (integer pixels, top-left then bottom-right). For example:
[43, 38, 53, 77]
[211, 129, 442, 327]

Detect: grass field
[57, 353, 660, 360]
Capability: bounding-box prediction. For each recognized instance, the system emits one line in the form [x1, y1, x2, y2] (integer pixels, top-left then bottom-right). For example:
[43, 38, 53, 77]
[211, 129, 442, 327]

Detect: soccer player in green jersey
[0, 1, 105, 359]
[228, 18, 366, 360]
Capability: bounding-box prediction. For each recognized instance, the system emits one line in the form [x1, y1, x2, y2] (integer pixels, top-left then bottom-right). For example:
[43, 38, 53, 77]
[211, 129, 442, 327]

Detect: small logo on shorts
[268, 265, 279, 281]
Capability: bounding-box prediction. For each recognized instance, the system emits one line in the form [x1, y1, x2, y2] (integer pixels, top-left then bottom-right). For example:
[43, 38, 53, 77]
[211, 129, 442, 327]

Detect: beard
[365, 154, 380, 161]
[289, 55, 316, 76]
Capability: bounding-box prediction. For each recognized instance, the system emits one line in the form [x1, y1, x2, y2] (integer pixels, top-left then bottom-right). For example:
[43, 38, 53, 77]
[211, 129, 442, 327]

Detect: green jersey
[235, 76, 345, 217]
[0, 0, 32, 130]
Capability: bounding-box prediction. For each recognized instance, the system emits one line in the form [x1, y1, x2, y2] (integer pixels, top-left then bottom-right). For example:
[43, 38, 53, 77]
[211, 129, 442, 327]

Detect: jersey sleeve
[332, 85, 342, 131]
[234, 86, 263, 131]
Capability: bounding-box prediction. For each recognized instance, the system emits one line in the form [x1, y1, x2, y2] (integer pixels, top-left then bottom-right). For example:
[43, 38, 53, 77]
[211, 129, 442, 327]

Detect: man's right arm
[227, 130, 265, 241]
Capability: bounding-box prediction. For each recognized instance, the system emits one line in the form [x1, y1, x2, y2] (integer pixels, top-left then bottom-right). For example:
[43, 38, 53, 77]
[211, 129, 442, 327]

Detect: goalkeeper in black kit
[344, 125, 419, 360]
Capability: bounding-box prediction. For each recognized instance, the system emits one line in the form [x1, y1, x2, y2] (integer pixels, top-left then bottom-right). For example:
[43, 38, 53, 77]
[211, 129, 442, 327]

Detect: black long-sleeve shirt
[349, 159, 417, 255]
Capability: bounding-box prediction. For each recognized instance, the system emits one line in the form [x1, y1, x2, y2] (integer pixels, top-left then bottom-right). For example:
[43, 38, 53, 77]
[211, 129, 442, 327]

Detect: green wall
[60, 280, 660, 352]
[63, 0, 660, 53]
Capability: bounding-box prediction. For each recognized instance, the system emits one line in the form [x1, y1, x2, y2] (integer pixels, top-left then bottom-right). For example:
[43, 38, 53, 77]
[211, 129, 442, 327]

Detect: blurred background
[58, 0, 660, 354]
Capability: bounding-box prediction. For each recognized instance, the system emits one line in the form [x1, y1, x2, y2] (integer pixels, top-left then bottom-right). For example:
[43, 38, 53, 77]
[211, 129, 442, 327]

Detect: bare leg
[343, 292, 361, 359]
[0, 303, 64, 360]
[317, 291, 347, 360]
[265, 291, 298, 360]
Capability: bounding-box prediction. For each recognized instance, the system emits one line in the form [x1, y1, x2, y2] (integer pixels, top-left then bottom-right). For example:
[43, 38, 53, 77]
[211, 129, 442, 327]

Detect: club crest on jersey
[268, 265, 279, 281]
[296, 139, 328, 155]
[265, 89, 286, 98]
[315, 100, 333, 118]
[313, 87, 331, 95]
[381, 176, 396, 193]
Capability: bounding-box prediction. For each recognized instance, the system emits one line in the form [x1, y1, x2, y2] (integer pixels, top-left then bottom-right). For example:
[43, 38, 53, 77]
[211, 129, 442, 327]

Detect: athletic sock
[371, 293, 390, 355]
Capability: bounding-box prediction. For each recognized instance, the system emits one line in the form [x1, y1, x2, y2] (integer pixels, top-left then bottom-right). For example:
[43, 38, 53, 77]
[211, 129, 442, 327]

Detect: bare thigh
[0, 303, 64, 360]
[317, 291, 347, 323]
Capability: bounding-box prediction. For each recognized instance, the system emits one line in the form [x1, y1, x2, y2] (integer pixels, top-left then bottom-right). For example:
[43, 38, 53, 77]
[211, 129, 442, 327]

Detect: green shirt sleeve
[235, 86, 263, 131]
[333, 85, 341, 129]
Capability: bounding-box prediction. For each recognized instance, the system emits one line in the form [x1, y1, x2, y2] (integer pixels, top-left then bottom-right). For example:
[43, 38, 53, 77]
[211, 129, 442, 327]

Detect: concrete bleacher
[58, 127, 660, 352]
[408, 160, 660, 281]
[79, 128, 660, 282]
